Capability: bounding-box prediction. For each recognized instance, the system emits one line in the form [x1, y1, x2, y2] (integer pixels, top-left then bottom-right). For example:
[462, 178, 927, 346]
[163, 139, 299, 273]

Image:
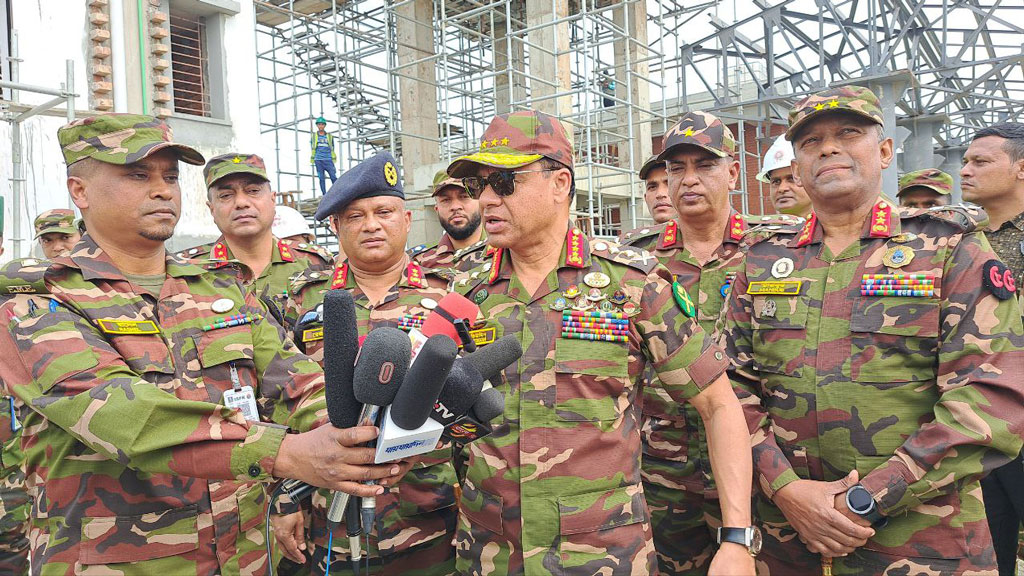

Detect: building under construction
[0, 0, 1021, 259]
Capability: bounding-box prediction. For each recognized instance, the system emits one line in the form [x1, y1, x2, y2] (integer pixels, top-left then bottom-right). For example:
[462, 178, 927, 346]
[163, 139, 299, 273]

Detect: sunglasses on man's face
[462, 168, 559, 198]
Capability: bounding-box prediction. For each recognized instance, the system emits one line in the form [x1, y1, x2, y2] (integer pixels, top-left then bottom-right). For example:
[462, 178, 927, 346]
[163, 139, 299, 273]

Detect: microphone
[428, 360, 485, 427]
[420, 293, 480, 350]
[323, 290, 361, 429]
[325, 327, 411, 530]
[472, 387, 505, 422]
[390, 335, 458, 429]
[443, 386, 505, 446]
[460, 335, 522, 381]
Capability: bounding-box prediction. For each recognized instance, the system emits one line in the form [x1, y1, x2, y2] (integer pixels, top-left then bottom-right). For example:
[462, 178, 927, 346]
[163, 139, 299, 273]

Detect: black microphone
[390, 335, 459, 430]
[429, 360, 485, 427]
[323, 290, 360, 429]
[472, 387, 505, 422]
[444, 383, 505, 446]
[326, 327, 411, 530]
[460, 335, 522, 381]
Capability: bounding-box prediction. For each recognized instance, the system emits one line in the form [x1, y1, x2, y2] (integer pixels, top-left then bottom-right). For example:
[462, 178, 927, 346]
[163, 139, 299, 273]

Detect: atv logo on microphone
[378, 362, 395, 384]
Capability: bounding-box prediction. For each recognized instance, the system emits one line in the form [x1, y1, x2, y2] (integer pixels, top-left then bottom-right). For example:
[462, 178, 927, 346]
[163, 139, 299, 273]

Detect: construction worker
[757, 134, 812, 220]
[311, 116, 338, 195]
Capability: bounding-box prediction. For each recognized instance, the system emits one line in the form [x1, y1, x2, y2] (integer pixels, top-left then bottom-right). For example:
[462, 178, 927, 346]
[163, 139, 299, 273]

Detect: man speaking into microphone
[280, 152, 459, 575]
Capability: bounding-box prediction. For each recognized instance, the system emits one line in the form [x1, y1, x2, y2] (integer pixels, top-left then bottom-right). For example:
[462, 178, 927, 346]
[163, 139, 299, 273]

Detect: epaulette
[176, 242, 215, 260]
[743, 214, 804, 244]
[282, 239, 334, 264]
[918, 204, 988, 233]
[288, 267, 331, 296]
[451, 262, 490, 293]
[0, 258, 50, 295]
[619, 222, 668, 246]
[453, 239, 487, 259]
[589, 238, 659, 274]
[201, 259, 255, 284]
[409, 243, 432, 257]
[424, 266, 456, 283]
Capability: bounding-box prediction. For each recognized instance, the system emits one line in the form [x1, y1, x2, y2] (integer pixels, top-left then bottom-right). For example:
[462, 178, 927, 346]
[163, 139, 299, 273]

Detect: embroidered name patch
[747, 280, 802, 296]
[97, 319, 160, 335]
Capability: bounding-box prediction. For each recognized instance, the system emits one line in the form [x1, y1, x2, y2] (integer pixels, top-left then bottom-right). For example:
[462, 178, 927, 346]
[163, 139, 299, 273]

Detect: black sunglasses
[462, 168, 559, 198]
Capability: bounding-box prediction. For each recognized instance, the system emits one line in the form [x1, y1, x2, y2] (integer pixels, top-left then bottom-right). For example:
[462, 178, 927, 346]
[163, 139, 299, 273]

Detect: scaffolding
[254, 0, 1024, 242]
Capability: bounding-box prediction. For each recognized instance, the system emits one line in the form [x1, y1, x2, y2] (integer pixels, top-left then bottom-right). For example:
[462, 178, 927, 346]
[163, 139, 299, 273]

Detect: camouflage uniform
[7, 114, 332, 576]
[283, 260, 458, 576]
[411, 236, 490, 273]
[621, 212, 797, 574]
[178, 236, 332, 325]
[897, 168, 954, 199]
[0, 259, 50, 575]
[724, 86, 1024, 576]
[32, 210, 79, 238]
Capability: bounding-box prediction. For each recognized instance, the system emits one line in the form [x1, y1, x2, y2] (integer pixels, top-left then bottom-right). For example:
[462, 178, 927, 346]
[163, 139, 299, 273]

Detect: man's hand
[773, 470, 874, 558]
[275, 425, 403, 497]
[272, 511, 307, 564]
[708, 542, 755, 576]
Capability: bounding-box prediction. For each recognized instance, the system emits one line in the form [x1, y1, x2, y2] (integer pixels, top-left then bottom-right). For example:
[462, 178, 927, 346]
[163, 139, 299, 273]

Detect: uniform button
[248, 464, 261, 478]
[715, 351, 724, 361]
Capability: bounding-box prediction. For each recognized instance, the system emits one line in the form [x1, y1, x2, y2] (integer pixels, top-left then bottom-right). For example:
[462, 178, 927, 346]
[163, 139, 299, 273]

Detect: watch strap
[718, 527, 750, 547]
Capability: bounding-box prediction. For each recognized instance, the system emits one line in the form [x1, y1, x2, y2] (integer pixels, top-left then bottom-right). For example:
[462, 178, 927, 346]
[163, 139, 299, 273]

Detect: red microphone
[421, 292, 481, 351]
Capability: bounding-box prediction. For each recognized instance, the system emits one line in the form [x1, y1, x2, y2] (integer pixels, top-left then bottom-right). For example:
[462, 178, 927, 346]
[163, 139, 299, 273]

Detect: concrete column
[494, 19, 526, 114]
[901, 116, 947, 171]
[940, 148, 966, 203]
[395, 0, 439, 191]
[867, 76, 910, 199]
[526, 0, 570, 116]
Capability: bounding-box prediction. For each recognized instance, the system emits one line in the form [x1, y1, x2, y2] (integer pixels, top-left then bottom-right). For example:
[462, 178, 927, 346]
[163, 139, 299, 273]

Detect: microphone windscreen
[353, 327, 411, 407]
[421, 293, 479, 342]
[461, 336, 523, 381]
[391, 334, 458, 429]
[471, 387, 505, 422]
[323, 290, 360, 428]
[431, 360, 485, 425]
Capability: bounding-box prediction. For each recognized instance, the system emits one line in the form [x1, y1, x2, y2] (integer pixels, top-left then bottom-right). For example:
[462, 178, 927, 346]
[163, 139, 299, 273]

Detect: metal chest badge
[771, 257, 794, 279]
[672, 281, 696, 318]
[583, 272, 610, 289]
[474, 289, 489, 304]
[550, 296, 567, 311]
[563, 284, 581, 299]
[761, 299, 777, 318]
[882, 246, 915, 268]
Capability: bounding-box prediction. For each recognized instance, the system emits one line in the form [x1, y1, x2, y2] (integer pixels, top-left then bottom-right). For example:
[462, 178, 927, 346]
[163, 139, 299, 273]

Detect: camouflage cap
[58, 113, 205, 167]
[898, 168, 953, 197]
[447, 110, 575, 178]
[203, 153, 270, 188]
[786, 85, 884, 141]
[638, 154, 665, 180]
[657, 111, 737, 160]
[33, 208, 78, 238]
[431, 169, 465, 197]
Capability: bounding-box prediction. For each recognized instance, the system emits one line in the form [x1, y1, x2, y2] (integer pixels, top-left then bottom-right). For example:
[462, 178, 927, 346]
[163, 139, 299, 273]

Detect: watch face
[848, 486, 874, 513]
[749, 526, 763, 555]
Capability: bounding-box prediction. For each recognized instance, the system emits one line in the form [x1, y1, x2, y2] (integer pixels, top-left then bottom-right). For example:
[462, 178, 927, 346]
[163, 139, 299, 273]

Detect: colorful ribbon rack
[203, 313, 263, 331]
[860, 273, 935, 297]
[561, 310, 629, 342]
[397, 314, 426, 332]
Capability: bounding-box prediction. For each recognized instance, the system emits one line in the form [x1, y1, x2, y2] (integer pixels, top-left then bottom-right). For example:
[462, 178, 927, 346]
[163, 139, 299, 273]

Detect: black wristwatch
[716, 526, 762, 556]
[845, 484, 888, 529]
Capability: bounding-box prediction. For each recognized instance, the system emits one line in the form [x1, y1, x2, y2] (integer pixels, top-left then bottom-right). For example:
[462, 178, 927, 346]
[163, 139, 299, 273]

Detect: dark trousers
[314, 158, 338, 195]
[982, 449, 1024, 576]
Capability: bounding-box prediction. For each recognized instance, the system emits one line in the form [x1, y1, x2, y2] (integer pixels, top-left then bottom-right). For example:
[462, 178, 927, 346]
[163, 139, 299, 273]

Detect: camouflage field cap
[430, 168, 466, 197]
[33, 208, 78, 238]
[657, 111, 737, 160]
[638, 154, 665, 180]
[203, 153, 270, 188]
[786, 85, 884, 141]
[898, 168, 953, 197]
[58, 113, 205, 167]
[447, 110, 575, 178]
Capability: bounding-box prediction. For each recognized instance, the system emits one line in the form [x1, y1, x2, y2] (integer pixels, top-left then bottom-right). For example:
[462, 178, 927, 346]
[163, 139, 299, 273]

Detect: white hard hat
[756, 134, 796, 183]
[272, 205, 312, 239]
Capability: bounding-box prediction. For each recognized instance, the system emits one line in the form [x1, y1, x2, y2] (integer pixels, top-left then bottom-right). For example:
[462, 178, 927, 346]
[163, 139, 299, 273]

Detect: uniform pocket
[193, 325, 258, 404]
[79, 505, 199, 566]
[459, 480, 503, 535]
[106, 333, 174, 377]
[849, 298, 939, 383]
[557, 484, 650, 575]
[751, 295, 809, 377]
[553, 338, 629, 423]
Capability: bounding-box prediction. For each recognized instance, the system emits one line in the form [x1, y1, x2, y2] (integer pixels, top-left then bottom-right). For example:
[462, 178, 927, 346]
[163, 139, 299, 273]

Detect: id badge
[223, 386, 259, 422]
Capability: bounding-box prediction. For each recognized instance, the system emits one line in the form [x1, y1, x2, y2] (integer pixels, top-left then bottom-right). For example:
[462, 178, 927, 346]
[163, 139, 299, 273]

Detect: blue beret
[315, 151, 404, 220]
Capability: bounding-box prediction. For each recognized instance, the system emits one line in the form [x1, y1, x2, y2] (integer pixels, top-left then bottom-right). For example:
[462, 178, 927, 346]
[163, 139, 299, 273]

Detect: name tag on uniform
[6, 284, 34, 294]
[302, 326, 324, 343]
[97, 319, 160, 335]
[747, 280, 802, 296]
[223, 385, 259, 421]
[468, 327, 496, 346]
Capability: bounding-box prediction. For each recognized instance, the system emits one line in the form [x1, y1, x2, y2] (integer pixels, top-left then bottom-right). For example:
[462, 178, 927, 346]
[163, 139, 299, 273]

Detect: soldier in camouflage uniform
[620, 111, 799, 575]
[962, 121, 1024, 576]
[33, 209, 81, 259]
[411, 169, 490, 272]
[275, 152, 457, 576]
[178, 153, 333, 325]
[618, 155, 677, 241]
[5, 113, 409, 576]
[446, 110, 756, 575]
[723, 86, 1024, 575]
[897, 168, 952, 209]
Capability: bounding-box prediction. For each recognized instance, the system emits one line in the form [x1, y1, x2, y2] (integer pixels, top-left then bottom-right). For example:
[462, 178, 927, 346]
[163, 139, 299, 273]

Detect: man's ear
[553, 168, 573, 203]
[68, 177, 89, 211]
[879, 138, 895, 170]
[727, 159, 741, 190]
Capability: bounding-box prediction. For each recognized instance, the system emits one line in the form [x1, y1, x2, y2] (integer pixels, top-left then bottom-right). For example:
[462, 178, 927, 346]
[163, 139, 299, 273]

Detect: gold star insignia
[480, 140, 488, 149]
[813, 103, 825, 111]
[684, 127, 694, 137]
[232, 156, 243, 163]
[491, 138, 499, 147]
[828, 100, 839, 108]
[501, 137, 509, 145]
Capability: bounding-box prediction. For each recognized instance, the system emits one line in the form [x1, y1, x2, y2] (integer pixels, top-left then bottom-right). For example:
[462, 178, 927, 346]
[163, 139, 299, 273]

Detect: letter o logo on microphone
[378, 362, 395, 385]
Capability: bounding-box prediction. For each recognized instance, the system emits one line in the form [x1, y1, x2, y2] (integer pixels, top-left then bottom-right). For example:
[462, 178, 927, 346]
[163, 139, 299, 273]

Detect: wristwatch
[716, 526, 762, 556]
[845, 484, 888, 529]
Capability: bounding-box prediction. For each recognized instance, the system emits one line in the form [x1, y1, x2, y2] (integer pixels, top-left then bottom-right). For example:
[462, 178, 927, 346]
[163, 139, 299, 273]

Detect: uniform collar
[657, 211, 747, 250]
[1002, 211, 1024, 232]
[210, 235, 293, 265]
[65, 233, 205, 282]
[330, 257, 426, 291]
[790, 196, 900, 248]
[487, 225, 589, 285]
